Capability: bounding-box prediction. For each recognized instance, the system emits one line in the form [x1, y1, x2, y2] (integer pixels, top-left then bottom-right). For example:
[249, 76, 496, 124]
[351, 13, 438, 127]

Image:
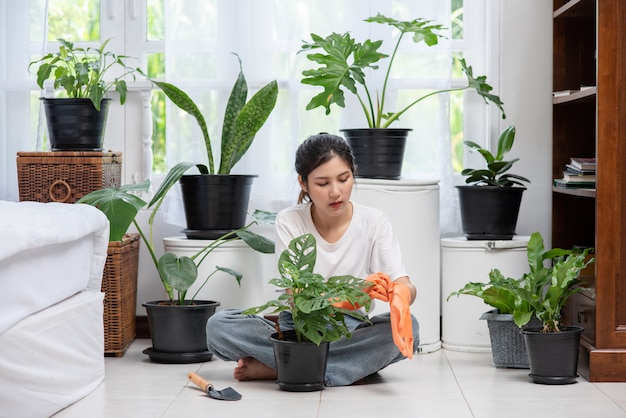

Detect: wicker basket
[16, 151, 122, 203]
[103, 233, 140, 356]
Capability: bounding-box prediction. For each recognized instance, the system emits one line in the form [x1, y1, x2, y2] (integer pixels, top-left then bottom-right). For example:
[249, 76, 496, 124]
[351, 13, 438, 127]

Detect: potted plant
[29, 38, 138, 150]
[513, 232, 594, 384]
[141, 54, 278, 239]
[78, 172, 275, 364]
[243, 233, 371, 392]
[299, 13, 505, 179]
[457, 125, 530, 240]
[447, 249, 539, 369]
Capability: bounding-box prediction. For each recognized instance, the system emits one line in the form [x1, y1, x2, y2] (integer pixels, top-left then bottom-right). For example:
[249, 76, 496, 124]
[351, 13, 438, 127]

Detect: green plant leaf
[219, 55, 248, 174]
[149, 80, 214, 174]
[158, 253, 198, 297]
[236, 229, 275, 254]
[219, 79, 278, 173]
[280, 233, 317, 275]
[77, 180, 149, 241]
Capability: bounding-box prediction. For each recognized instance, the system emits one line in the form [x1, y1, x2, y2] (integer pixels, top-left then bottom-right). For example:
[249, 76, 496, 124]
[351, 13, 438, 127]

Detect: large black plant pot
[142, 300, 220, 363]
[179, 174, 256, 239]
[341, 128, 411, 180]
[457, 185, 525, 240]
[270, 331, 330, 392]
[522, 325, 583, 385]
[42, 98, 111, 151]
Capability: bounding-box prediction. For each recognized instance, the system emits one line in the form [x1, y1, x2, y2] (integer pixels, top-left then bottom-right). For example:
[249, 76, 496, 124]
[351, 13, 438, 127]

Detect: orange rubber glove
[388, 282, 413, 359]
[335, 272, 414, 359]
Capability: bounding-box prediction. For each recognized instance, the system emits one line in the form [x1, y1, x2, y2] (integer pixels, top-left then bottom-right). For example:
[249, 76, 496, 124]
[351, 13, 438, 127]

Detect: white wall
[495, 0, 553, 248]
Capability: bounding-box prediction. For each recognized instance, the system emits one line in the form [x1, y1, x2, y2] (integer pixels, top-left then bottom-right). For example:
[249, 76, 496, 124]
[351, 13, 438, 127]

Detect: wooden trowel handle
[188, 372, 211, 392]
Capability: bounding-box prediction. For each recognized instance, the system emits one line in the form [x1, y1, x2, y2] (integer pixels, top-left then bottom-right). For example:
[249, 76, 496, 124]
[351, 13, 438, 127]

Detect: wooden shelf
[553, 0, 626, 382]
[552, 186, 596, 198]
[554, 0, 595, 19]
[552, 86, 597, 104]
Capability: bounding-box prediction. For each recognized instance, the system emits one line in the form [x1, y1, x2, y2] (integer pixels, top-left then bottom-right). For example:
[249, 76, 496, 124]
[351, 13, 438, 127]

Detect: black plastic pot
[42, 98, 111, 151]
[142, 300, 220, 363]
[522, 325, 583, 384]
[456, 185, 525, 240]
[270, 331, 330, 392]
[341, 128, 411, 180]
[179, 174, 256, 239]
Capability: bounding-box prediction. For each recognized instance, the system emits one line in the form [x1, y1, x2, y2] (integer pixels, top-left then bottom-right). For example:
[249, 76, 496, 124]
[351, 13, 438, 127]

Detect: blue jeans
[205, 309, 420, 387]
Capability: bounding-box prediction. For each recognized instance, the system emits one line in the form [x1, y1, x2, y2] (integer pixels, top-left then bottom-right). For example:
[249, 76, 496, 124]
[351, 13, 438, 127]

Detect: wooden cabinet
[553, 0, 626, 381]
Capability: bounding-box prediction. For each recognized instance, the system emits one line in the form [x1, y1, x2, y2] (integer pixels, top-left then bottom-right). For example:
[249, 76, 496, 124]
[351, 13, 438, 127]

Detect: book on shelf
[562, 172, 596, 182]
[564, 163, 595, 175]
[553, 178, 596, 189]
[570, 157, 597, 171]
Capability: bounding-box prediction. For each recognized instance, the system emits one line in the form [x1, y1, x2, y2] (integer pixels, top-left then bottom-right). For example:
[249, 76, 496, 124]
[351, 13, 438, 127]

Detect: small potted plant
[447, 250, 539, 369]
[299, 13, 505, 179]
[457, 125, 531, 240]
[29, 38, 138, 150]
[243, 233, 371, 392]
[515, 232, 594, 384]
[78, 173, 275, 364]
[141, 54, 278, 239]
[450, 232, 594, 382]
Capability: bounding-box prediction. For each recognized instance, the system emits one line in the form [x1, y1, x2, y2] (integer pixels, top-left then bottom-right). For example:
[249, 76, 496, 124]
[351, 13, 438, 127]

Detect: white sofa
[0, 201, 109, 418]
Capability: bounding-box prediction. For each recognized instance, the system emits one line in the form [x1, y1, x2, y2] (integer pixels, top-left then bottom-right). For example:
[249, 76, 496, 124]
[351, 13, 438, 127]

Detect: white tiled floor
[54, 338, 626, 418]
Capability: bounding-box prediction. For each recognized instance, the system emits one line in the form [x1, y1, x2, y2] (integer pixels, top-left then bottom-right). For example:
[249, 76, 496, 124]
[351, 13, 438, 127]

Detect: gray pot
[480, 309, 540, 369]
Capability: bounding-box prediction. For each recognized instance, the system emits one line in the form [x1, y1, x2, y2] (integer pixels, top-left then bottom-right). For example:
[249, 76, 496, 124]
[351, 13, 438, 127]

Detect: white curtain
[162, 0, 461, 231]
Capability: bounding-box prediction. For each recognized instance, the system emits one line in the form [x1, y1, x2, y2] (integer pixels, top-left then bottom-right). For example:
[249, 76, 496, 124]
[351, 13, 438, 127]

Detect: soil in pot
[341, 128, 410, 180]
[142, 300, 219, 364]
[42, 98, 111, 151]
[270, 330, 330, 392]
[522, 325, 583, 384]
[179, 174, 256, 239]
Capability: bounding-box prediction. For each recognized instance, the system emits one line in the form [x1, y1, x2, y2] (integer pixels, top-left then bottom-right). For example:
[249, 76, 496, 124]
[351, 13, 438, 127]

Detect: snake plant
[145, 54, 278, 176]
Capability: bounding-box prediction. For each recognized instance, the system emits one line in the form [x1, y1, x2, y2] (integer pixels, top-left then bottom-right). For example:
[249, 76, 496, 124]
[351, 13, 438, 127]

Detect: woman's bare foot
[233, 357, 277, 381]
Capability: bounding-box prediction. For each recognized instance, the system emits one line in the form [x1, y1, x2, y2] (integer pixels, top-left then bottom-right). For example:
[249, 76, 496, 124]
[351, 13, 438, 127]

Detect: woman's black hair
[295, 132, 356, 203]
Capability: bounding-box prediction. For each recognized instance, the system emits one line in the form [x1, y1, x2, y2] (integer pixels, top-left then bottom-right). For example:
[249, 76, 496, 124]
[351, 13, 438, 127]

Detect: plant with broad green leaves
[243, 233, 372, 345]
[299, 13, 505, 128]
[448, 231, 594, 333]
[77, 173, 275, 305]
[29, 38, 138, 111]
[142, 54, 278, 177]
[461, 125, 530, 187]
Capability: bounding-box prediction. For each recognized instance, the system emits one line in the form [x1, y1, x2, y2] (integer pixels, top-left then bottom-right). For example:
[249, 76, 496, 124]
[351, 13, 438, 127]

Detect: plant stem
[378, 32, 405, 128]
[381, 85, 470, 128]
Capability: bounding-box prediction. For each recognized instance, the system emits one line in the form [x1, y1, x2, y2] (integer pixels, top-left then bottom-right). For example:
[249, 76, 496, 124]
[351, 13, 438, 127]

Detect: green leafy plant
[447, 267, 534, 319]
[513, 232, 594, 332]
[142, 54, 278, 176]
[461, 125, 530, 187]
[448, 231, 594, 333]
[243, 233, 372, 345]
[77, 164, 275, 305]
[299, 13, 505, 128]
[29, 38, 138, 110]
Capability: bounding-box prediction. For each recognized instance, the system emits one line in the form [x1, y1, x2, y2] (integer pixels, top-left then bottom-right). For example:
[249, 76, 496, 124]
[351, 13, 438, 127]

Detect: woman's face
[300, 155, 354, 219]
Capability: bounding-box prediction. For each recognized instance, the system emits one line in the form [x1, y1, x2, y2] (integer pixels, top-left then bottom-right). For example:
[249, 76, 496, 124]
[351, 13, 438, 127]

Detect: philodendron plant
[299, 13, 505, 128]
[243, 233, 372, 345]
[461, 125, 531, 187]
[29, 38, 138, 110]
[142, 54, 278, 178]
[78, 178, 275, 305]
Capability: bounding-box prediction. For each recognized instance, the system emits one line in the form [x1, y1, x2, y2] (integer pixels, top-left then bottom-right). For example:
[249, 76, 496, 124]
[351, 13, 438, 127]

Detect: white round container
[352, 177, 441, 353]
[441, 236, 530, 352]
[163, 237, 276, 311]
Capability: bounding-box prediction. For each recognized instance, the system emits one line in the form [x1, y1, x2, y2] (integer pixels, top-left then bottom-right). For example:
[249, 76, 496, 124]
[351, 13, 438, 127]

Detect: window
[1, 0, 494, 234]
